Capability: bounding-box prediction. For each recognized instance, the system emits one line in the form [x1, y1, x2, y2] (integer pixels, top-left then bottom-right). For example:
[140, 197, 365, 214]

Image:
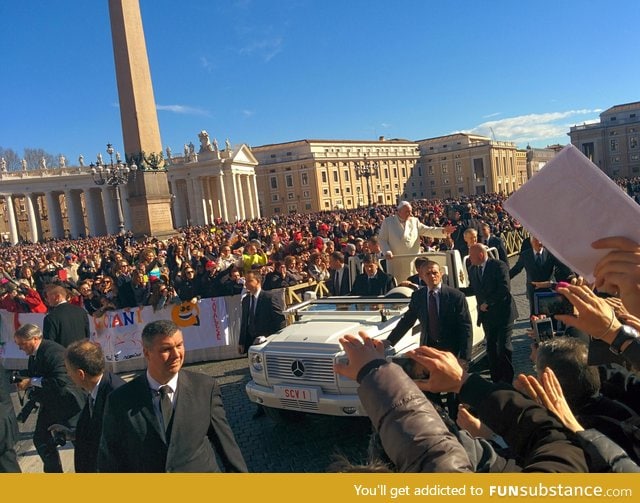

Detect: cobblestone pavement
[14, 257, 535, 473]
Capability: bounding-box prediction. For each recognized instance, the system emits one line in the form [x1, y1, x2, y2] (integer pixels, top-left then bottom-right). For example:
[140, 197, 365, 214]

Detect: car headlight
[249, 352, 263, 372]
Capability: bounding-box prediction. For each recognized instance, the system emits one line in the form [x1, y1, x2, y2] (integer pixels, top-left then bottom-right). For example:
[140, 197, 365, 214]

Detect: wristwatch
[609, 324, 640, 355]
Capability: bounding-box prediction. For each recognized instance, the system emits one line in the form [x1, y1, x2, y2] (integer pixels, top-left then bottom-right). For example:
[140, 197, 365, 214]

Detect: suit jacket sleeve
[509, 252, 525, 279]
[206, 380, 248, 472]
[97, 393, 125, 472]
[447, 289, 473, 360]
[460, 374, 588, 472]
[268, 291, 286, 333]
[387, 291, 421, 346]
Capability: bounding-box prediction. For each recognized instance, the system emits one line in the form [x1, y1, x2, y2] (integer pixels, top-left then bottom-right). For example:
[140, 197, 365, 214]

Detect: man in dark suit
[467, 244, 518, 384]
[13, 324, 84, 472]
[480, 223, 509, 264]
[387, 260, 473, 360]
[328, 251, 352, 296]
[238, 271, 287, 355]
[0, 361, 20, 472]
[43, 284, 90, 347]
[50, 340, 125, 472]
[98, 320, 247, 472]
[350, 254, 396, 297]
[509, 235, 575, 316]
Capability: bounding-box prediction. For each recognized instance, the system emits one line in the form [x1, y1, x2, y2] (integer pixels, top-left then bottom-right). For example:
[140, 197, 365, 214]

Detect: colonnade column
[251, 171, 261, 218]
[230, 171, 241, 221]
[169, 180, 185, 228]
[46, 192, 64, 239]
[25, 193, 39, 243]
[217, 173, 229, 222]
[4, 195, 18, 244]
[101, 186, 117, 235]
[201, 176, 211, 225]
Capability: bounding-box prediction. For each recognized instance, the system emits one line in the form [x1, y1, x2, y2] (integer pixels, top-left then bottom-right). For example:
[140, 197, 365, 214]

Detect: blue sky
[1, 0, 638, 162]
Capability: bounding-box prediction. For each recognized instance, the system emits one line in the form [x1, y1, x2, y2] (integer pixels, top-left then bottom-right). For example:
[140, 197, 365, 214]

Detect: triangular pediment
[230, 144, 258, 165]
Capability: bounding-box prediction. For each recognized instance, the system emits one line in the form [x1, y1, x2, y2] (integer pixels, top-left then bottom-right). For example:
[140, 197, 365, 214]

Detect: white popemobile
[245, 250, 488, 422]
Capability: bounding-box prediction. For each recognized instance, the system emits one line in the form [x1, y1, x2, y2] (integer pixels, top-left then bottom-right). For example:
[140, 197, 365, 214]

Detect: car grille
[265, 354, 336, 388]
[279, 398, 319, 411]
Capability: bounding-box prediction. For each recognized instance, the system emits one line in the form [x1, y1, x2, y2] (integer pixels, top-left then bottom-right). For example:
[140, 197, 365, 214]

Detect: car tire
[264, 406, 306, 423]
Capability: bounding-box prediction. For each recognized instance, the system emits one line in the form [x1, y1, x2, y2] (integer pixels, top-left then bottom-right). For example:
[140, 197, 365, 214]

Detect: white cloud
[238, 37, 283, 62]
[156, 104, 210, 116]
[483, 112, 501, 119]
[242, 109, 255, 118]
[200, 56, 214, 73]
[465, 108, 603, 144]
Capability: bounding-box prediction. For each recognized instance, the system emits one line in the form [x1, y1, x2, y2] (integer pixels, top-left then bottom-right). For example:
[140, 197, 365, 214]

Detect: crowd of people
[2, 186, 640, 474]
[0, 193, 518, 317]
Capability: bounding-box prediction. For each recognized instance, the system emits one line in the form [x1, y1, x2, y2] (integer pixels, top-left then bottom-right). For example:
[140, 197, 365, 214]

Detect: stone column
[229, 171, 241, 221]
[85, 189, 100, 237]
[217, 173, 229, 222]
[4, 195, 18, 244]
[200, 176, 211, 226]
[251, 171, 261, 218]
[25, 193, 39, 243]
[101, 186, 117, 235]
[169, 179, 185, 228]
[188, 177, 204, 226]
[46, 192, 64, 239]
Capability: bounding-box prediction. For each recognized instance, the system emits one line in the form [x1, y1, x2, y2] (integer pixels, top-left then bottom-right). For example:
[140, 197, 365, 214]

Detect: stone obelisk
[108, 0, 174, 237]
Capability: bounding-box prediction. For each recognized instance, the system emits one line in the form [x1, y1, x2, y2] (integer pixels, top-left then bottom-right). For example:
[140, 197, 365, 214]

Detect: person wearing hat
[378, 201, 456, 283]
[198, 260, 220, 298]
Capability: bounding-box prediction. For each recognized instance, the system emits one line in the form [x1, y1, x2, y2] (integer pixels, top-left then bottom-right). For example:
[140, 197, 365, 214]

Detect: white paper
[504, 144, 640, 282]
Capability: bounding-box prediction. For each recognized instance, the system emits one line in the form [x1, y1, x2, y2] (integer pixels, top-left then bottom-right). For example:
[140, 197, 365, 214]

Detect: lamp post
[90, 143, 137, 235]
[354, 154, 379, 206]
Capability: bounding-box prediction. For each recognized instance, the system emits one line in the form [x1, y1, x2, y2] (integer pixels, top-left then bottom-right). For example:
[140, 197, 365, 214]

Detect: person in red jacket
[0, 281, 47, 313]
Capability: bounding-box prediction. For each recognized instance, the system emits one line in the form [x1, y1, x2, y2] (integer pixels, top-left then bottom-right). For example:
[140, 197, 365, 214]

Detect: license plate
[274, 385, 319, 403]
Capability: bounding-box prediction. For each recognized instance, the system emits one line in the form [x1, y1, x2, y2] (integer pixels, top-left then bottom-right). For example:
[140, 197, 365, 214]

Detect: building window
[455, 161, 462, 173]
[428, 166, 434, 175]
[443, 178, 450, 185]
[401, 167, 406, 177]
[473, 158, 485, 180]
[582, 142, 595, 161]
[270, 177, 278, 190]
[271, 194, 279, 202]
[334, 188, 340, 194]
[288, 193, 294, 200]
[285, 174, 293, 187]
[303, 191, 310, 198]
[322, 188, 329, 196]
[321, 171, 327, 183]
[456, 176, 463, 183]
[612, 156, 621, 163]
[324, 201, 330, 208]
[305, 203, 312, 210]
[610, 139, 619, 152]
[274, 207, 281, 213]
[333, 171, 338, 182]
[301, 172, 309, 185]
[343, 170, 350, 182]
[630, 137, 638, 149]
[441, 163, 448, 174]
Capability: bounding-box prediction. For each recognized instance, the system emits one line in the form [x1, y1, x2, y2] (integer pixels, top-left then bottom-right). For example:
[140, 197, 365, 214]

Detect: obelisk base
[128, 170, 175, 238]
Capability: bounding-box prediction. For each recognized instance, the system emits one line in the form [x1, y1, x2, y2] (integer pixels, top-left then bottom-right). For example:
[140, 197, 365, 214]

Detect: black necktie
[158, 385, 173, 431]
[536, 252, 543, 265]
[88, 395, 95, 417]
[428, 290, 440, 343]
[334, 271, 340, 294]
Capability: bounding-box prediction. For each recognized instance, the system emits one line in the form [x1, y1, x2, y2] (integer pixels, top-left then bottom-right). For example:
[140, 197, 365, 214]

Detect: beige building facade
[416, 133, 532, 199]
[569, 101, 640, 177]
[251, 139, 420, 216]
